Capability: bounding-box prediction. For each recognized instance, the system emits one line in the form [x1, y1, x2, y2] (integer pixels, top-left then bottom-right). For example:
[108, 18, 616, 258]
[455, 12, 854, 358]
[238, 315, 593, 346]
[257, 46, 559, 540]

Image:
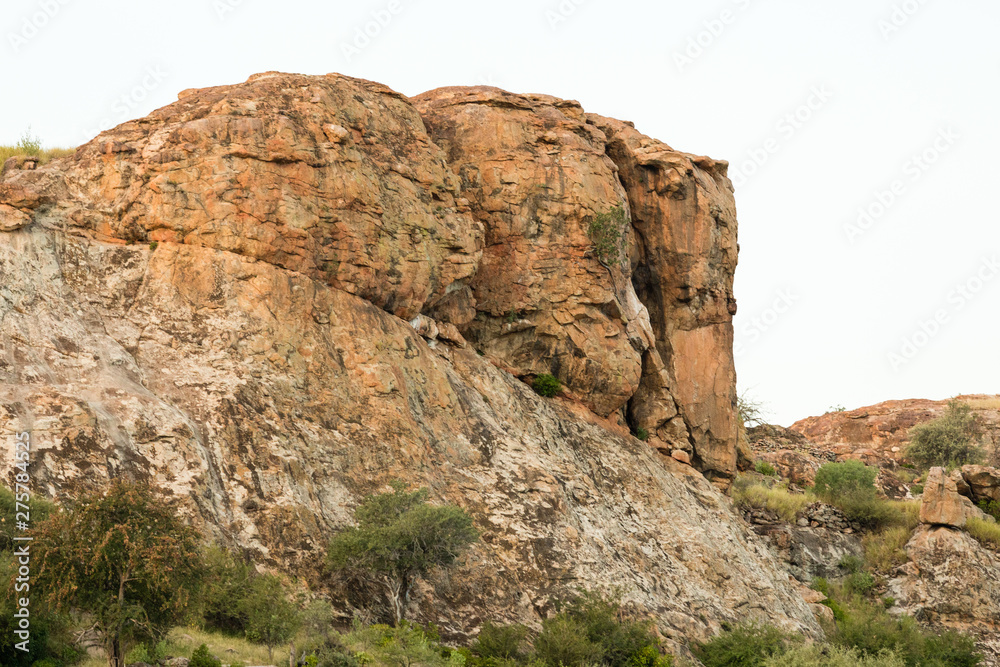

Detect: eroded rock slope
[0, 72, 807, 646]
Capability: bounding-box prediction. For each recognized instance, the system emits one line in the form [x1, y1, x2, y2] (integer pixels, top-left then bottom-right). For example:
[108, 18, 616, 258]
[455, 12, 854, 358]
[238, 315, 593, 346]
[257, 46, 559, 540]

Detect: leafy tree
[473, 621, 530, 661]
[31, 479, 203, 667]
[195, 544, 257, 634]
[241, 573, 302, 662]
[327, 483, 478, 625]
[588, 205, 629, 267]
[907, 400, 984, 468]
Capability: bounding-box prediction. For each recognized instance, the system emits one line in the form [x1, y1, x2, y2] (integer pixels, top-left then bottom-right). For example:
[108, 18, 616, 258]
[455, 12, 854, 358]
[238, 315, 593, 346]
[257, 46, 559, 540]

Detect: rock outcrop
[920, 467, 987, 528]
[790, 396, 1000, 468]
[0, 73, 817, 647]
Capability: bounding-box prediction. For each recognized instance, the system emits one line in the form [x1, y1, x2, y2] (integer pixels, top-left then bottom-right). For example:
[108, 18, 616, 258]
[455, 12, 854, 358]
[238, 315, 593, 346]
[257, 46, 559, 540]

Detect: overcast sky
[2, 0, 997, 426]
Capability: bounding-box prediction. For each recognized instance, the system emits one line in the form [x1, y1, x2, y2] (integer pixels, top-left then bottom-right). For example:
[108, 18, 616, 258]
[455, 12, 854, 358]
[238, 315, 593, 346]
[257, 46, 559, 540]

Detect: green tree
[196, 544, 257, 635]
[241, 573, 302, 663]
[907, 400, 984, 468]
[327, 483, 478, 625]
[31, 480, 203, 667]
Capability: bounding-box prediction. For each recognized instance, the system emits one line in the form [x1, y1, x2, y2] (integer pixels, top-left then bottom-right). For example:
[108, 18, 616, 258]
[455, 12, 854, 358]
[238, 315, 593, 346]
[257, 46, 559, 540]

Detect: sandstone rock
[671, 449, 691, 465]
[962, 465, 1000, 504]
[436, 322, 467, 348]
[890, 525, 1000, 656]
[3, 72, 484, 321]
[0, 204, 31, 231]
[592, 115, 739, 482]
[409, 314, 440, 340]
[413, 87, 644, 419]
[0, 73, 813, 648]
[760, 450, 821, 487]
[920, 467, 986, 527]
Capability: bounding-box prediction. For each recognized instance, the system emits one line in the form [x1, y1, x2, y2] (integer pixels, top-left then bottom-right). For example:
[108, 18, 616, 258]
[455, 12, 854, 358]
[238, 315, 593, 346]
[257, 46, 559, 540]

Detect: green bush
[474, 622, 529, 661]
[693, 623, 796, 667]
[828, 599, 924, 665]
[921, 630, 983, 667]
[635, 427, 650, 442]
[755, 461, 778, 477]
[534, 616, 603, 667]
[763, 644, 904, 666]
[588, 205, 629, 267]
[190, 643, 222, 667]
[910, 484, 924, 495]
[532, 374, 562, 398]
[977, 499, 1000, 522]
[906, 400, 984, 468]
[814, 461, 877, 498]
[561, 591, 666, 667]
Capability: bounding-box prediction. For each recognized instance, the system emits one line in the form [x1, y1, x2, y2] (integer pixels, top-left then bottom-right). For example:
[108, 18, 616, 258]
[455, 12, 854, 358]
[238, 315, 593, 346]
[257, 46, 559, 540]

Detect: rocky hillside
[0, 72, 818, 650]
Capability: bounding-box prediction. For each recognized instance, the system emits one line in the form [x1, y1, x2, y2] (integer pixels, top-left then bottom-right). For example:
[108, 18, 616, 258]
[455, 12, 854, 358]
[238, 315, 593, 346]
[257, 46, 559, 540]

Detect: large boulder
[0, 73, 812, 647]
[962, 465, 1000, 504]
[920, 467, 986, 527]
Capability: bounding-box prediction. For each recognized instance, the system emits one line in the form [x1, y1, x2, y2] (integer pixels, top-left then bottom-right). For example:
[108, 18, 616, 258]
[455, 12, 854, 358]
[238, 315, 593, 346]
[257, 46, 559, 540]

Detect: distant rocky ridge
[0, 72, 819, 651]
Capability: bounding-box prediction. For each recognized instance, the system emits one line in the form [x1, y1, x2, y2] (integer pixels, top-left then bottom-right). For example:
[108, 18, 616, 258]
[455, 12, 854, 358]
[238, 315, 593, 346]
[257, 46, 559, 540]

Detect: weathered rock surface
[920, 467, 986, 528]
[962, 465, 1000, 504]
[0, 73, 816, 647]
[593, 115, 740, 480]
[790, 396, 1000, 468]
[890, 525, 1000, 662]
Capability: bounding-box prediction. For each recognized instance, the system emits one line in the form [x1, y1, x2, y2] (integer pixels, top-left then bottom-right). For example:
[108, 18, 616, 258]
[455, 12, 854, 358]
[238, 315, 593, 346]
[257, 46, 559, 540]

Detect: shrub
[241, 573, 302, 661]
[16, 128, 42, 155]
[844, 571, 876, 597]
[966, 517, 1000, 549]
[533, 374, 562, 398]
[692, 623, 796, 667]
[341, 622, 451, 667]
[814, 461, 877, 498]
[910, 484, 924, 495]
[977, 499, 1000, 522]
[922, 630, 983, 667]
[328, 482, 478, 625]
[474, 622, 529, 661]
[828, 599, 925, 665]
[533, 616, 603, 667]
[763, 644, 904, 667]
[737, 392, 769, 428]
[732, 478, 812, 522]
[190, 643, 222, 667]
[635, 427, 650, 442]
[588, 205, 628, 267]
[561, 591, 666, 667]
[755, 461, 778, 477]
[906, 400, 984, 468]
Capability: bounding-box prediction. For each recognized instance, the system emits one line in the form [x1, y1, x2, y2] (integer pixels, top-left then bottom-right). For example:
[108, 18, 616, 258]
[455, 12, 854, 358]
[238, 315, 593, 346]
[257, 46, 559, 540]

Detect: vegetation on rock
[327, 482, 478, 625]
[532, 373, 563, 398]
[906, 400, 985, 468]
[587, 205, 629, 267]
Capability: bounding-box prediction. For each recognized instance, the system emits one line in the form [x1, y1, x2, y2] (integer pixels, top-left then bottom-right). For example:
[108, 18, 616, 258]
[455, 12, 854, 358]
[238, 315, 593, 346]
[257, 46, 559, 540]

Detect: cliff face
[0, 72, 804, 646]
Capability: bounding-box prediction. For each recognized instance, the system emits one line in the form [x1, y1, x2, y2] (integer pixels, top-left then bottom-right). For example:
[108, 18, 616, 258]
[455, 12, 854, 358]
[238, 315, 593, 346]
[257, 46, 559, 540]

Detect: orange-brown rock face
[9, 72, 483, 321]
[412, 88, 645, 418]
[412, 90, 740, 480]
[0, 73, 773, 640]
[593, 116, 739, 480]
[790, 396, 1000, 467]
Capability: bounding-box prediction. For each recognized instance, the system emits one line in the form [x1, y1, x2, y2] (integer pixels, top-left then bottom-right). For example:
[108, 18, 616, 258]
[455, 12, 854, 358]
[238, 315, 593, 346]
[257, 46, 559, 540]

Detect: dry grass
[0, 144, 75, 165]
[862, 525, 914, 573]
[968, 396, 1000, 411]
[889, 500, 921, 530]
[967, 517, 1000, 550]
[79, 626, 277, 667]
[733, 479, 815, 522]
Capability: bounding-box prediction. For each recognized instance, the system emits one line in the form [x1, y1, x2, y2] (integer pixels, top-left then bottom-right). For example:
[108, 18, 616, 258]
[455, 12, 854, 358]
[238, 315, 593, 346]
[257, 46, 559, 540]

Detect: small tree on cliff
[327, 482, 478, 625]
[31, 479, 203, 667]
[907, 399, 984, 468]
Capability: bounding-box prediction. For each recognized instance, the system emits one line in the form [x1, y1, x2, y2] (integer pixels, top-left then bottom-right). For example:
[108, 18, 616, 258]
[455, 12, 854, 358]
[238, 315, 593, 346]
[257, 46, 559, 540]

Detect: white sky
[2, 0, 998, 426]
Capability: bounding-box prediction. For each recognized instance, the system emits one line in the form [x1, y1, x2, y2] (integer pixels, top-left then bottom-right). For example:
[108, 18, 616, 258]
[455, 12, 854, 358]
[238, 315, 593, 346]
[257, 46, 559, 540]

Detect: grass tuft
[966, 517, 1000, 549]
[732, 478, 814, 522]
